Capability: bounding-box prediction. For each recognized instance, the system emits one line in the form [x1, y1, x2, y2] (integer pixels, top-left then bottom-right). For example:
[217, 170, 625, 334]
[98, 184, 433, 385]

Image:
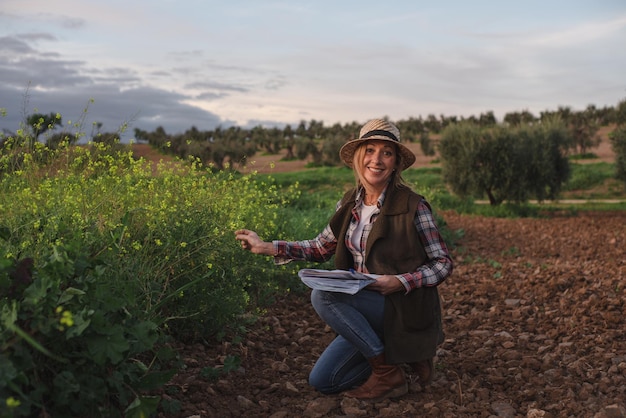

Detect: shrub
[0, 243, 177, 418]
[0, 138, 300, 415]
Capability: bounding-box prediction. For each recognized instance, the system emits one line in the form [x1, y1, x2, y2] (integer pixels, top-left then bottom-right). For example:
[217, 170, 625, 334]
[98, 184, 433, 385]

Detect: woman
[235, 119, 453, 401]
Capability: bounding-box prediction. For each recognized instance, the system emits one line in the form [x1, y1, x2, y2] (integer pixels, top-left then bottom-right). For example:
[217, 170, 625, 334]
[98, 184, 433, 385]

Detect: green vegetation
[563, 162, 623, 198]
[122, 100, 626, 180]
[0, 136, 308, 416]
[438, 118, 571, 205]
[1, 98, 625, 416]
[611, 125, 626, 186]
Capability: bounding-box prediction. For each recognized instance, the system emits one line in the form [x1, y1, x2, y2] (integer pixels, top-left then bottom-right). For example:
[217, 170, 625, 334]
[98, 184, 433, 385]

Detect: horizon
[2, 1, 625, 138]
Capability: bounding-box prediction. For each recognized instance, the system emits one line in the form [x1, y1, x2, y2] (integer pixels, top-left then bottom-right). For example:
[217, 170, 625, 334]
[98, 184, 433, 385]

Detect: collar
[356, 185, 388, 209]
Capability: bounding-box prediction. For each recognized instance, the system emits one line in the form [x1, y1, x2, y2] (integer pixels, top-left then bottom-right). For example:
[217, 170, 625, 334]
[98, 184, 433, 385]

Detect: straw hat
[339, 119, 416, 171]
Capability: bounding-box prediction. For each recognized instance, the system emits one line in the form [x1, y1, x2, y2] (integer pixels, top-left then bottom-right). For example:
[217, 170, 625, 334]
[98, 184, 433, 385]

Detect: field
[137, 133, 626, 417]
[161, 210, 625, 418]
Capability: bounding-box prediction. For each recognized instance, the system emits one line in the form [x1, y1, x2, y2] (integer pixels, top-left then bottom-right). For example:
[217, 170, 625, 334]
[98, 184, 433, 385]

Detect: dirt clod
[159, 210, 626, 417]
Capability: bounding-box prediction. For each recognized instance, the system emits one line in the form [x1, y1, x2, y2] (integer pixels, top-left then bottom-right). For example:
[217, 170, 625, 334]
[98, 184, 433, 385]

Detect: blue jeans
[308, 289, 385, 394]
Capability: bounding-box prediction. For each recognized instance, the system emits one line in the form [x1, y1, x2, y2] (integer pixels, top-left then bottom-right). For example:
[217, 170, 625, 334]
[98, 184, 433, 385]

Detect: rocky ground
[157, 210, 626, 418]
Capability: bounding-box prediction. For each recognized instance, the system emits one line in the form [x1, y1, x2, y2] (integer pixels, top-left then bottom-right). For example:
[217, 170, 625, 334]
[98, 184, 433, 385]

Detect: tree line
[128, 102, 622, 170]
[4, 99, 626, 205]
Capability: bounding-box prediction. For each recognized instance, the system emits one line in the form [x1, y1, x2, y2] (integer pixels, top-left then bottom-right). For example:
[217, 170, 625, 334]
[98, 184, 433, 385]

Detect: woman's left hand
[367, 275, 404, 295]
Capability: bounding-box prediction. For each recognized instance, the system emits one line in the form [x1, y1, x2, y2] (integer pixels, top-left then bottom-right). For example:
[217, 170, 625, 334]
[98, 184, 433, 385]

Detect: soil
[156, 209, 625, 418]
[148, 131, 624, 417]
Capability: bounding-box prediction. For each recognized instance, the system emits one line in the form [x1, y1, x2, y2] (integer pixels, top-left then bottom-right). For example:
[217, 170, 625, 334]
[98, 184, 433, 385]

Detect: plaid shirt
[273, 187, 452, 293]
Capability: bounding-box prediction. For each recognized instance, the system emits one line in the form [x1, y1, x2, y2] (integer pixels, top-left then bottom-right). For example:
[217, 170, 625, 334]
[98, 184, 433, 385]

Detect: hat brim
[339, 136, 416, 171]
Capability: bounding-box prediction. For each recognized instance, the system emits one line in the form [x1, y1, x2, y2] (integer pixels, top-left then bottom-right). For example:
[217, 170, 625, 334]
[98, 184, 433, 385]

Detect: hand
[367, 275, 405, 295]
[234, 229, 273, 255]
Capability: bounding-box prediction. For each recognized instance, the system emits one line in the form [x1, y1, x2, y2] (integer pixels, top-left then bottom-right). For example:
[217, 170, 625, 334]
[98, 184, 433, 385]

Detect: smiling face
[354, 140, 399, 191]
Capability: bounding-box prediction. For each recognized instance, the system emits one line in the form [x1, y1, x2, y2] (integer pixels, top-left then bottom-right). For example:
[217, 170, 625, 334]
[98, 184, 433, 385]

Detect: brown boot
[409, 358, 434, 385]
[344, 353, 408, 401]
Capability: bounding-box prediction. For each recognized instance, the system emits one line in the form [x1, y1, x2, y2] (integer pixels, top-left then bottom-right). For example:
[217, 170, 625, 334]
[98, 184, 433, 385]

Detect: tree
[282, 125, 295, 159]
[610, 126, 626, 187]
[519, 118, 571, 202]
[438, 122, 485, 201]
[439, 120, 571, 205]
[26, 112, 62, 143]
[569, 111, 601, 155]
[424, 114, 442, 133]
[320, 134, 344, 166]
[503, 111, 522, 127]
[419, 131, 435, 156]
[615, 98, 626, 126]
[294, 136, 321, 164]
[478, 111, 497, 128]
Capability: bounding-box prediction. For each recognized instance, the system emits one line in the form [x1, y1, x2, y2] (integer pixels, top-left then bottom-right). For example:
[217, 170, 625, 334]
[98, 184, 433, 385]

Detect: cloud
[0, 34, 228, 137]
[0, 35, 38, 54]
[184, 81, 248, 93]
[522, 15, 626, 48]
[1, 9, 86, 30]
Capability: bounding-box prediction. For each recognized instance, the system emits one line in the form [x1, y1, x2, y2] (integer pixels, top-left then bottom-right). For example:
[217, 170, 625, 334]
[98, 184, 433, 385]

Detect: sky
[1, 0, 625, 140]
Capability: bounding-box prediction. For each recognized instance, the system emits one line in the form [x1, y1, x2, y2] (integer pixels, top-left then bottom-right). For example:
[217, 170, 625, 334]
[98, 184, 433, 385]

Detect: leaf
[57, 287, 86, 305]
[53, 370, 80, 405]
[125, 396, 160, 418]
[22, 276, 55, 307]
[64, 311, 91, 339]
[137, 369, 177, 391]
[87, 325, 130, 365]
[130, 321, 158, 352]
[0, 353, 18, 386]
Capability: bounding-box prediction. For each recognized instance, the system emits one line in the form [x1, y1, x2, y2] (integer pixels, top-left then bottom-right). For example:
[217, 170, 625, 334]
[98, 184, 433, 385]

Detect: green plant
[199, 355, 241, 383]
[610, 124, 626, 187]
[438, 119, 571, 205]
[0, 133, 304, 414]
[0, 243, 178, 417]
[564, 162, 614, 191]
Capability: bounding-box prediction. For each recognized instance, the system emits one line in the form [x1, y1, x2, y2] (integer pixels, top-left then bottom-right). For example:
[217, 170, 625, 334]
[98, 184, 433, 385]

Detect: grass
[259, 161, 626, 221]
[562, 162, 625, 199]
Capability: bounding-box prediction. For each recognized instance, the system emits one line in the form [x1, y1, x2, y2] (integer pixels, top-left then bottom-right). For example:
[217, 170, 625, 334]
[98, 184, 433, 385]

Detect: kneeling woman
[235, 119, 453, 400]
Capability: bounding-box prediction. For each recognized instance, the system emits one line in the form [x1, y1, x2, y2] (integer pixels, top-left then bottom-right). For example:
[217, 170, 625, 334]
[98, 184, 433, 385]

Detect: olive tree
[610, 126, 626, 186]
[439, 119, 571, 205]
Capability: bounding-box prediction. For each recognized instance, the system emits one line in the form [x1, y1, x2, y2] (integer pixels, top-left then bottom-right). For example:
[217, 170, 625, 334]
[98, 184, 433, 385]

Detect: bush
[0, 139, 301, 415]
[0, 243, 177, 417]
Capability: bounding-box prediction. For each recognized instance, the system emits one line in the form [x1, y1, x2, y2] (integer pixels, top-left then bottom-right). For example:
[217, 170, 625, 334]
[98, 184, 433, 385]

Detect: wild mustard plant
[1, 113, 308, 415]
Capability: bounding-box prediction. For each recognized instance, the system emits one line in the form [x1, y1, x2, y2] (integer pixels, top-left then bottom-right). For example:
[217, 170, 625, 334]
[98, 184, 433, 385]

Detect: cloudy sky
[1, 0, 625, 139]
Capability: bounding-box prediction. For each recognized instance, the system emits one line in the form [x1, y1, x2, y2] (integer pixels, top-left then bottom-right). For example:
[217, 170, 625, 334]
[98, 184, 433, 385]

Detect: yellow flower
[59, 310, 74, 327]
[6, 397, 21, 408]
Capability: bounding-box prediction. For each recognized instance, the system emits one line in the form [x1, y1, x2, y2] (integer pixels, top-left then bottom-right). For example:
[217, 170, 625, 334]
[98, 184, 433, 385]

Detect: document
[298, 268, 380, 295]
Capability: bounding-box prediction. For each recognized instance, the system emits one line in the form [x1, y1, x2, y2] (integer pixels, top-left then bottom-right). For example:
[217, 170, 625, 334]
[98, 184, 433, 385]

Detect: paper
[298, 269, 379, 295]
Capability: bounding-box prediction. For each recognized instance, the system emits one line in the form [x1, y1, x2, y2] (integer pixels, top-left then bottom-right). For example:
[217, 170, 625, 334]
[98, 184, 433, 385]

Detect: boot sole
[370, 382, 409, 402]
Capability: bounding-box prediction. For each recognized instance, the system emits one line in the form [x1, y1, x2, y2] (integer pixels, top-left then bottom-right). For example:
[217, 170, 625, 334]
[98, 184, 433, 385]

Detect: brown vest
[329, 185, 444, 363]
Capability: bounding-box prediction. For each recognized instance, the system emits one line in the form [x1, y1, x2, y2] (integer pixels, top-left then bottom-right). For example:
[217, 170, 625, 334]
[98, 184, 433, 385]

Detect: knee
[310, 289, 327, 312]
[308, 369, 337, 395]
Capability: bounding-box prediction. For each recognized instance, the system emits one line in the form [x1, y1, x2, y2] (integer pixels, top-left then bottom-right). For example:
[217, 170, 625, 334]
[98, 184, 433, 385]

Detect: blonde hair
[351, 142, 408, 190]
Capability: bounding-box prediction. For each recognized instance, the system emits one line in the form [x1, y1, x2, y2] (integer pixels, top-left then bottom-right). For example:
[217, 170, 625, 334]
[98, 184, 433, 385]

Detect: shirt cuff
[272, 240, 292, 265]
[396, 274, 413, 294]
